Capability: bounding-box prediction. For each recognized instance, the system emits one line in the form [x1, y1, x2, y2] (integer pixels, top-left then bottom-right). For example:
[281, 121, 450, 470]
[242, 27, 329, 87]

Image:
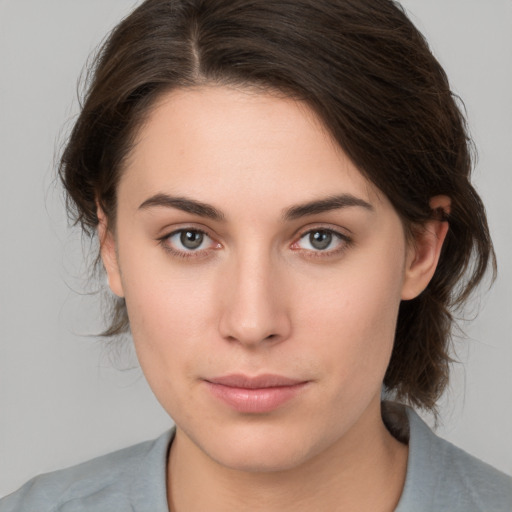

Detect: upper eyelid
[165, 227, 209, 237]
[157, 223, 216, 240]
[295, 229, 348, 247]
[299, 227, 348, 238]
[160, 228, 216, 246]
[155, 217, 351, 235]
[293, 223, 351, 241]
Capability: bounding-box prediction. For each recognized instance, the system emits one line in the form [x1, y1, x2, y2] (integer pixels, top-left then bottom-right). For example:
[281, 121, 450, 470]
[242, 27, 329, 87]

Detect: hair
[59, 0, 495, 412]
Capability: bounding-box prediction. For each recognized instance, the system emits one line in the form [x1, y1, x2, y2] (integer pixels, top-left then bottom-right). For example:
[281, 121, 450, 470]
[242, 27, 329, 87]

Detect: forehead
[119, 85, 383, 211]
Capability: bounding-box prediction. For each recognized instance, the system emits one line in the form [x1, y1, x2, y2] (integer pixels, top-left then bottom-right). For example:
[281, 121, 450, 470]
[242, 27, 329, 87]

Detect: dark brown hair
[60, 0, 495, 411]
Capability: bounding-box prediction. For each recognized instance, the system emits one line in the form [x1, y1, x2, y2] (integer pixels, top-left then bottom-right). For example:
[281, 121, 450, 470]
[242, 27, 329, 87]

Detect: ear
[97, 205, 125, 298]
[401, 195, 451, 300]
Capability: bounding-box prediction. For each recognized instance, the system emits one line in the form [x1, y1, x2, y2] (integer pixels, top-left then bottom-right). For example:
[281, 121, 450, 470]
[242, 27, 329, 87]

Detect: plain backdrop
[1, 0, 511, 498]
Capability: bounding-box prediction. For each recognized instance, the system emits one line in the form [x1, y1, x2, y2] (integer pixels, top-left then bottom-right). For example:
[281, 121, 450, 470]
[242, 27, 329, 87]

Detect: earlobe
[401, 195, 451, 300]
[97, 205, 125, 298]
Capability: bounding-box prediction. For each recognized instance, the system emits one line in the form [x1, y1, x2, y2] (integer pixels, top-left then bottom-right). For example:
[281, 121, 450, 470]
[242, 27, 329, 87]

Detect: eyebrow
[138, 193, 225, 221]
[138, 192, 373, 222]
[283, 194, 374, 220]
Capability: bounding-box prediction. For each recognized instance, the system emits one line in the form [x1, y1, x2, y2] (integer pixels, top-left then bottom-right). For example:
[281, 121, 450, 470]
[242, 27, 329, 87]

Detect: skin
[99, 85, 449, 511]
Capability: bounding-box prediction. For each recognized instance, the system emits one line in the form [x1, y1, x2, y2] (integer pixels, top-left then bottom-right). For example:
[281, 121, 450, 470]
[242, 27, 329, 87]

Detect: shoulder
[395, 406, 512, 512]
[0, 430, 173, 512]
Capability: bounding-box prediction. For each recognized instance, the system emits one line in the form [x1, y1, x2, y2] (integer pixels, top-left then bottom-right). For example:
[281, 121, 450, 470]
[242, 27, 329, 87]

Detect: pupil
[310, 230, 332, 250]
[180, 231, 203, 249]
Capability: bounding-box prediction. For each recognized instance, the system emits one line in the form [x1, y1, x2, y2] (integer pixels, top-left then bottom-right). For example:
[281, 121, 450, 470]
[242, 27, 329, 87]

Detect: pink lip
[204, 374, 309, 413]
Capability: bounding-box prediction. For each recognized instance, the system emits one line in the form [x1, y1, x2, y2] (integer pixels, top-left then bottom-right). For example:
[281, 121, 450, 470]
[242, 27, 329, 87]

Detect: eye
[174, 230, 207, 250]
[160, 228, 220, 257]
[292, 229, 348, 253]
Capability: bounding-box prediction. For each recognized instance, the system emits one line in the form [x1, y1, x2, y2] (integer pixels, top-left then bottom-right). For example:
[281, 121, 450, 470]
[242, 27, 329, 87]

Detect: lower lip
[205, 382, 308, 413]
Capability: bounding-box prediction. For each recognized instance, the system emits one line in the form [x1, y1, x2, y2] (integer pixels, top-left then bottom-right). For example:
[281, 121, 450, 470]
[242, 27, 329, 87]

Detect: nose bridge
[219, 243, 290, 346]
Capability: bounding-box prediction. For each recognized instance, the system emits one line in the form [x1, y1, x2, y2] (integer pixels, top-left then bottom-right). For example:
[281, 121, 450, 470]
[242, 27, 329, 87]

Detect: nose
[218, 250, 291, 347]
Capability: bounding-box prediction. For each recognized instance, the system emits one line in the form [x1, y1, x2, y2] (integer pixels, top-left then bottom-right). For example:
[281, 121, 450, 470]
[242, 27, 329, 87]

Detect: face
[101, 86, 429, 472]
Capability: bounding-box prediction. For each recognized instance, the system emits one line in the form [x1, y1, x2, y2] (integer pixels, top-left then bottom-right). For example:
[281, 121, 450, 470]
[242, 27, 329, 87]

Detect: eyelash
[157, 228, 220, 259]
[291, 227, 352, 259]
[157, 227, 352, 260]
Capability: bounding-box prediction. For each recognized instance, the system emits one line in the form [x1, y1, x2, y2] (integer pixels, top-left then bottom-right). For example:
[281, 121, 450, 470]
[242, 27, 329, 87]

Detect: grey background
[1, 0, 511, 497]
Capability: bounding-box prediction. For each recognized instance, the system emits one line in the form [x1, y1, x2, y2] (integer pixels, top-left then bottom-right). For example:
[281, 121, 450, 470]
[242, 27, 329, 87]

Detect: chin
[214, 443, 312, 474]
[192, 420, 327, 474]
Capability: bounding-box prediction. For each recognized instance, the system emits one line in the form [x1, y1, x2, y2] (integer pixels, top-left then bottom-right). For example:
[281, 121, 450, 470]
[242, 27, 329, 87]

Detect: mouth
[204, 374, 309, 413]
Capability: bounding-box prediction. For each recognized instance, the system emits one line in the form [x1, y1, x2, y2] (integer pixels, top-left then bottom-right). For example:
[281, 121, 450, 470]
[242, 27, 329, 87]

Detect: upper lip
[206, 374, 306, 389]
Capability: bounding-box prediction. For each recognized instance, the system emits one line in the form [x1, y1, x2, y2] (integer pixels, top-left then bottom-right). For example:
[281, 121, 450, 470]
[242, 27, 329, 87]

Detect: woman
[1, 0, 511, 510]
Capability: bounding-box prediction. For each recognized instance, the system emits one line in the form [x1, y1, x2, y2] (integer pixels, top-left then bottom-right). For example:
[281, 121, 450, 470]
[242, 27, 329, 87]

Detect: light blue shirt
[394, 408, 512, 511]
[1, 407, 511, 511]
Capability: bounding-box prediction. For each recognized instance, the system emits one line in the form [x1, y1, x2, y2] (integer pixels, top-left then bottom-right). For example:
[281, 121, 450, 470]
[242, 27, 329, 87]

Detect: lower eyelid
[290, 230, 353, 258]
[158, 228, 222, 257]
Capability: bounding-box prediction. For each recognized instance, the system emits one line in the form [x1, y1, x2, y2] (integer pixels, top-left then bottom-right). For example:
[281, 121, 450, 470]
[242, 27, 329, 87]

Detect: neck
[167, 398, 408, 512]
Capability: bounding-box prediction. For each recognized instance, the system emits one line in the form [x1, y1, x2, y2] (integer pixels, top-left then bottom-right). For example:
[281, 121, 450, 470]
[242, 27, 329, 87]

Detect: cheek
[296, 243, 406, 388]
[122, 276, 214, 421]
[117, 246, 218, 389]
